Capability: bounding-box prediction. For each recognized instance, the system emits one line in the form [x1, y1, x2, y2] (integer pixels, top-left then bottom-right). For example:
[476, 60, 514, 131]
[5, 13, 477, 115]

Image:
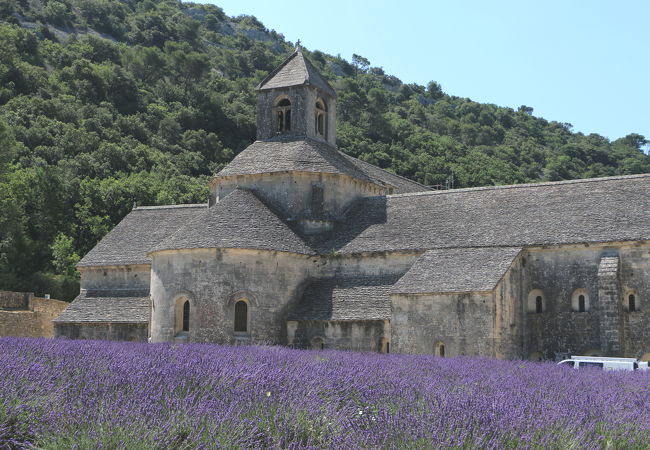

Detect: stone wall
[287, 320, 389, 352]
[54, 322, 147, 341]
[390, 291, 495, 356]
[521, 243, 650, 359]
[493, 255, 525, 359]
[0, 290, 31, 309]
[256, 85, 337, 146]
[150, 248, 418, 346]
[79, 264, 151, 293]
[618, 245, 650, 357]
[211, 172, 384, 226]
[0, 292, 69, 338]
[150, 248, 315, 344]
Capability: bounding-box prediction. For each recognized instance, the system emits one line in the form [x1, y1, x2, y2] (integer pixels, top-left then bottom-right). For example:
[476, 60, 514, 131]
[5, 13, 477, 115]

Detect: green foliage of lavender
[1, 338, 649, 448]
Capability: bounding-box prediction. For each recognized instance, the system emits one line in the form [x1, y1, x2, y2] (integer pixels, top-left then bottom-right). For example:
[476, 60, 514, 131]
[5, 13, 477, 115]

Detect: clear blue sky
[209, 0, 649, 143]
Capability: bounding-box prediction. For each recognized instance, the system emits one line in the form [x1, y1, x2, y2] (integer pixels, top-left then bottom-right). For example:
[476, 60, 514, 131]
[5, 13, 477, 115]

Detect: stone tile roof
[256, 49, 336, 97]
[330, 174, 650, 254]
[341, 153, 430, 194]
[391, 247, 522, 294]
[151, 188, 315, 255]
[77, 204, 206, 267]
[215, 137, 428, 194]
[288, 275, 401, 321]
[216, 137, 378, 185]
[54, 292, 149, 323]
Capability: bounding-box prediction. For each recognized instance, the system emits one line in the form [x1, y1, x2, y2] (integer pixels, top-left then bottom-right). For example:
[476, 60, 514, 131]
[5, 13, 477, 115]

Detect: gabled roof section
[215, 137, 382, 187]
[256, 48, 336, 97]
[391, 247, 522, 295]
[288, 274, 401, 321]
[54, 292, 149, 323]
[77, 204, 207, 267]
[341, 153, 430, 194]
[151, 188, 314, 255]
[329, 174, 650, 254]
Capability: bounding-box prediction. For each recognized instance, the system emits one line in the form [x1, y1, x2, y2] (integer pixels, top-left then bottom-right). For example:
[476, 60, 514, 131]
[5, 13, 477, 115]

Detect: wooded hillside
[1, 0, 648, 299]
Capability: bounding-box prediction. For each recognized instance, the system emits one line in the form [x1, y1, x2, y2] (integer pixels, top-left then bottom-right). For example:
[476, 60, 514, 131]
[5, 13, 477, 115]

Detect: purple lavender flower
[0, 337, 648, 448]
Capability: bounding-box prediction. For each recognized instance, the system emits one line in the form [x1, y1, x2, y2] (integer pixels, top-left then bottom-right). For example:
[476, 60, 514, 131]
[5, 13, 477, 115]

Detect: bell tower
[255, 45, 337, 147]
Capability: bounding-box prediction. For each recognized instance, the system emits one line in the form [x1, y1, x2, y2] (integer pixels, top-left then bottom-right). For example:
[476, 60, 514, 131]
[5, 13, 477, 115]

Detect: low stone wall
[0, 290, 31, 309]
[287, 320, 389, 352]
[0, 291, 69, 338]
[54, 322, 148, 341]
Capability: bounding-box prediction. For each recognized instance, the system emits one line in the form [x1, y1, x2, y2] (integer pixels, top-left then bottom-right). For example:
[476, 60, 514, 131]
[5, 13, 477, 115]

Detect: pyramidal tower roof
[256, 46, 336, 97]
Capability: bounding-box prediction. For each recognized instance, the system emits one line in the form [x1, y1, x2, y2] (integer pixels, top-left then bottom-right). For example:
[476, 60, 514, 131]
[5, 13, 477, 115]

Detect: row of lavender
[1, 337, 649, 448]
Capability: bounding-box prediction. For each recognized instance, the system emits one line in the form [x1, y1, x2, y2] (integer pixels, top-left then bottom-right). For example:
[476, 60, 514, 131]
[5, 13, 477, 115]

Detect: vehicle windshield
[579, 362, 604, 370]
[558, 360, 575, 367]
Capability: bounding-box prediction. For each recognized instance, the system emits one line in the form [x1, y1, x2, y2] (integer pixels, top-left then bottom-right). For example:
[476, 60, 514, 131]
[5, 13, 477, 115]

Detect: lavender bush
[1, 337, 649, 449]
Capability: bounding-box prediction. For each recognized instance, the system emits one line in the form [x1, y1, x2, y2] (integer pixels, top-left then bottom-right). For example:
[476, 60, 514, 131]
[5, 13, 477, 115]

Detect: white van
[557, 355, 649, 371]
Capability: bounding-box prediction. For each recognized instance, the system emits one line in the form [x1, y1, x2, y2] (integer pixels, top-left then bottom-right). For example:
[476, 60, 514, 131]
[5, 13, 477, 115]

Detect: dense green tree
[0, 2, 647, 299]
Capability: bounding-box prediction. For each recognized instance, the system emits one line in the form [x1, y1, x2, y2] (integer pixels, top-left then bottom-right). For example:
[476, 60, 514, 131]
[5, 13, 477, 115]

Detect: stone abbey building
[55, 48, 650, 360]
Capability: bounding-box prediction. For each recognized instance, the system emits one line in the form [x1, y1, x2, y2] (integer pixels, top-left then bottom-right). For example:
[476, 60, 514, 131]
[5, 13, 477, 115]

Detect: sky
[209, 0, 649, 144]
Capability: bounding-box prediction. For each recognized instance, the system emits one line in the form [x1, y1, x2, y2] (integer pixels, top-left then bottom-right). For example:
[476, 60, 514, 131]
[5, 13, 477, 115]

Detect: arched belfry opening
[315, 98, 327, 137]
[274, 97, 291, 133]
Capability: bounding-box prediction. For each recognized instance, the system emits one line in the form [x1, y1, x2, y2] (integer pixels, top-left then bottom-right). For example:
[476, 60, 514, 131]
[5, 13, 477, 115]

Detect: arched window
[379, 337, 390, 354]
[274, 97, 291, 133]
[174, 295, 191, 335]
[626, 291, 639, 312]
[527, 289, 545, 313]
[182, 300, 190, 332]
[234, 300, 248, 332]
[571, 289, 590, 312]
[315, 99, 327, 137]
[311, 337, 324, 350]
[435, 341, 445, 357]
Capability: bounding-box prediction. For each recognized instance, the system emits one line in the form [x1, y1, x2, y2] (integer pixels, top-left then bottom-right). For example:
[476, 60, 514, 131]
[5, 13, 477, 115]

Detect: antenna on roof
[445, 173, 454, 190]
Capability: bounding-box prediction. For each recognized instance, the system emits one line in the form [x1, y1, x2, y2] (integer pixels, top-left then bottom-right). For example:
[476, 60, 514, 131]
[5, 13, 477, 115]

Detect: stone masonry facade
[0, 291, 68, 338]
[55, 47, 650, 360]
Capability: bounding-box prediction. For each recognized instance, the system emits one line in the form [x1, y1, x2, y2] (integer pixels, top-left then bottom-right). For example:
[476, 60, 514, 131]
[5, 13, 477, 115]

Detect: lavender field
[1, 338, 649, 449]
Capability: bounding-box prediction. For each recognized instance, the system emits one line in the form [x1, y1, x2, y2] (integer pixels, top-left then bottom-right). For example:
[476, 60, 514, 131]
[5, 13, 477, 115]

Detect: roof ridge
[387, 173, 650, 199]
[255, 49, 300, 90]
[214, 137, 384, 187]
[134, 204, 207, 210]
[148, 188, 316, 256]
[255, 48, 336, 96]
[342, 153, 430, 191]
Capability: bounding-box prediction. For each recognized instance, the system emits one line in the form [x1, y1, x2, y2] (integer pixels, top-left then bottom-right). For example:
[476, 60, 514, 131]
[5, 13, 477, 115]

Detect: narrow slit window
[535, 296, 543, 314]
[182, 300, 190, 332]
[629, 294, 636, 312]
[311, 184, 324, 216]
[578, 295, 586, 313]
